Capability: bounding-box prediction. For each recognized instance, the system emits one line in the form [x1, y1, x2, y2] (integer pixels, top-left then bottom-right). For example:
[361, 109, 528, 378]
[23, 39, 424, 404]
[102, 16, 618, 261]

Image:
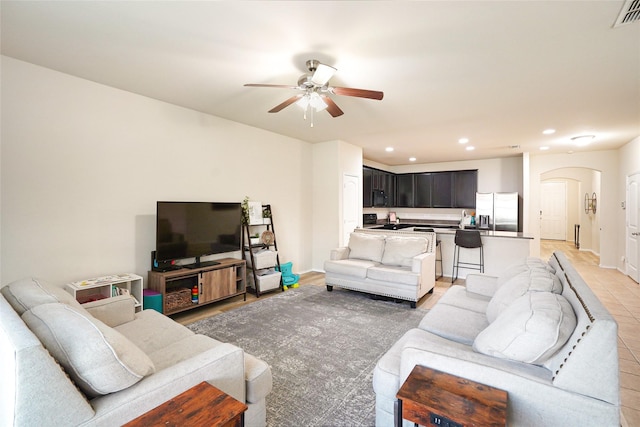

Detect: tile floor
[174, 239, 640, 425]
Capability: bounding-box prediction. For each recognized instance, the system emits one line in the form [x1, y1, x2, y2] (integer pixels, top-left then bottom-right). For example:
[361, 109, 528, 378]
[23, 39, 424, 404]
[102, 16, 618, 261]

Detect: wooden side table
[124, 381, 248, 427]
[396, 365, 507, 427]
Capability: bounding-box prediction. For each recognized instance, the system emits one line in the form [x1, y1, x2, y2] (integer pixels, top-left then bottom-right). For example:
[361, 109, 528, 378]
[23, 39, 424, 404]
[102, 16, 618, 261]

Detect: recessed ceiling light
[385, 147, 394, 152]
[540, 146, 550, 151]
[466, 146, 475, 151]
[458, 138, 469, 144]
[542, 129, 556, 135]
[409, 157, 416, 162]
[570, 134, 595, 147]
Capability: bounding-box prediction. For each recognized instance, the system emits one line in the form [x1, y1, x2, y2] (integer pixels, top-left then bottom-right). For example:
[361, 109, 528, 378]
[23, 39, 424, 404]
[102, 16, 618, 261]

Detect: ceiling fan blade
[331, 86, 384, 100]
[323, 96, 344, 117]
[245, 83, 300, 90]
[268, 95, 302, 113]
[311, 63, 337, 86]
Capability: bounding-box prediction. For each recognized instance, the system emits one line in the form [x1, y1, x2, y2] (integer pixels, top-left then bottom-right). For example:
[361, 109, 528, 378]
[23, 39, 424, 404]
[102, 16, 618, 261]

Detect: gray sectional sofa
[324, 230, 436, 308]
[0, 278, 272, 426]
[373, 251, 619, 426]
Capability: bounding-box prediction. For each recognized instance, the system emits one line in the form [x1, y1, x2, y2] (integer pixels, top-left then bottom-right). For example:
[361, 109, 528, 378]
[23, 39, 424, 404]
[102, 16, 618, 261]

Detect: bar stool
[422, 228, 443, 280]
[452, 229, 484, 283]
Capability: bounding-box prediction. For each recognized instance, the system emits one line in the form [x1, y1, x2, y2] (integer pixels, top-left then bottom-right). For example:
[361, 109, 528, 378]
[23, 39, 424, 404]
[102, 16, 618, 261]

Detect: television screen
[156, 201, 242, 266]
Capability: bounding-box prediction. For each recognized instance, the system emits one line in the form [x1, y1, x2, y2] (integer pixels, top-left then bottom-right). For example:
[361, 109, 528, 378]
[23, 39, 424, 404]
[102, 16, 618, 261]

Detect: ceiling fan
[244, 59, 383, 125]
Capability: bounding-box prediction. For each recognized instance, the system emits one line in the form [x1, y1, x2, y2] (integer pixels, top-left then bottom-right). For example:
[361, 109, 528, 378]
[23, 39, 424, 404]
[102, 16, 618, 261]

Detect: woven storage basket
[165, 288, 192, 311]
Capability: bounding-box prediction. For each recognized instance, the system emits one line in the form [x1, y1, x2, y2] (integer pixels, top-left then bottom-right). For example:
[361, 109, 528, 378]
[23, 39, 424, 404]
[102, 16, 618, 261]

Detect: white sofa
[373, 251, 619, 426]
[1, 277, 272, 426]
[324, 230, 436, 308]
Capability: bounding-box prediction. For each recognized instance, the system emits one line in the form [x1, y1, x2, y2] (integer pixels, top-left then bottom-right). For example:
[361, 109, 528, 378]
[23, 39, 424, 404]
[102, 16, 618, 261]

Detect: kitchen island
[356, 226, 533, 280]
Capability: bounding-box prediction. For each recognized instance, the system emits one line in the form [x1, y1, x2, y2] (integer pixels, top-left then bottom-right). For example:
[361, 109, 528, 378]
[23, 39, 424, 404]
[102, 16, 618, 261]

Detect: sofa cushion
[348, 232, 386, 262]
[1, 277, 85, 315]
[22, 302, 155, 397]
[419, 303, 489, 345]
[367, 265, 420, 286]
[380, 236, 428, 267]
[473, 292, 576, 364]
[497, 257, 555, 287]
[324, 259, 379, 279]
[486, 267, 563, 323]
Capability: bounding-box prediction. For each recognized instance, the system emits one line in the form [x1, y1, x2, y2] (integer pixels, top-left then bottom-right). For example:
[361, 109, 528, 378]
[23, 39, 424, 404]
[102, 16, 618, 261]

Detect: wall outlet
[430, 413, 462, 427]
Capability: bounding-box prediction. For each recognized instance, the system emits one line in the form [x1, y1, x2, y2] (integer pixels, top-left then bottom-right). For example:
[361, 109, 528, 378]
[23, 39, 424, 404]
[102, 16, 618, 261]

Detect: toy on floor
[277, 262, 299, 290]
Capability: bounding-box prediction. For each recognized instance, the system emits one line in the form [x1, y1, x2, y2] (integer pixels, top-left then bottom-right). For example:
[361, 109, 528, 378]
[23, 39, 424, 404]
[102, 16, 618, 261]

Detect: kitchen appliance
[478, 215, 490, 229]
[372, 189, 388, 207]
[363, 213, 378, 225]
[475, 192, 519, 232]
[494, 192, 519, 232]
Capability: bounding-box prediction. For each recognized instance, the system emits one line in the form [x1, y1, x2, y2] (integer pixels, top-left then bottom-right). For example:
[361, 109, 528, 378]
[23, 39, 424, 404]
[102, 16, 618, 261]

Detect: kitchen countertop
[361, 223, 533, 239]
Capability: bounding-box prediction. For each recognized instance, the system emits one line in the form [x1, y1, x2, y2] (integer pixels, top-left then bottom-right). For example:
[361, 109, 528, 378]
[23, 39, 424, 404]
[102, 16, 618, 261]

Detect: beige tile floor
[174, 240, 640, 425]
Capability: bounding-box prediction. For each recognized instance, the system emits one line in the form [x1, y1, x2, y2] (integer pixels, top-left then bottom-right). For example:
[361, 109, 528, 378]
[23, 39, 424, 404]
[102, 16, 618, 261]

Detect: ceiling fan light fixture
[309, 61, 336, 86]
[570, 134, 595, 147]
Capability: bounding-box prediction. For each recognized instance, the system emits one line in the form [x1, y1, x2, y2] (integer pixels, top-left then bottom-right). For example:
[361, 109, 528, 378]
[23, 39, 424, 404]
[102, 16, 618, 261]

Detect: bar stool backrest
[454, 230, 482, 249]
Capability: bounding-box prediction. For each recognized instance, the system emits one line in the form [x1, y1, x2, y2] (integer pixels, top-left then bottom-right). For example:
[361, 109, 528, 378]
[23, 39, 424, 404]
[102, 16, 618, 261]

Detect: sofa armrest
[83, 295, 136, 327]
[413, 252, 436, 294]
[464, 274, 500, 298]
[90, 342, 246, 426]
[330, 247, 350, 260]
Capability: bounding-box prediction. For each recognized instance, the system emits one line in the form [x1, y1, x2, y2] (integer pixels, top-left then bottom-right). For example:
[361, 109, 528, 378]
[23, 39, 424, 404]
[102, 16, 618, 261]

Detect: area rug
[187, 285, 428, 427]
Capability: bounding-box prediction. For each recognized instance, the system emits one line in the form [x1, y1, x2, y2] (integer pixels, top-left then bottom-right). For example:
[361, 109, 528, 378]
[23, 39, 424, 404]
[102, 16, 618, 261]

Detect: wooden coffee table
[396, 365, 507, 427]
[124, 381, 248, 427]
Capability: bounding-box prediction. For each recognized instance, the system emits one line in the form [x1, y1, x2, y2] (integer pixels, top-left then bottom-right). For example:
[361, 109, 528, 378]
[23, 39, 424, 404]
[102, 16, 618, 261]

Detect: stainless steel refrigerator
[475, 192, 519, 232]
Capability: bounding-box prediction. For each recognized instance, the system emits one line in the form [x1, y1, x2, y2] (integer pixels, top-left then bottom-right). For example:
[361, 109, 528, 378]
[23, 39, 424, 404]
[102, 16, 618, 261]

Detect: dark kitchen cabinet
[363, 167, 373, 207]
[453, 170, 478, 208]
[396, 174, 415, 207]
[432, 172, 453, 207]
[414, 173, 433, 207]
[363, 166, 395, 207]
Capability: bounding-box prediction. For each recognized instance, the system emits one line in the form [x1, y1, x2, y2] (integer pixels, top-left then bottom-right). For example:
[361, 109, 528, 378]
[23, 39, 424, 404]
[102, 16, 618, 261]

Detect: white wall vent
[614, 0, 640, 27]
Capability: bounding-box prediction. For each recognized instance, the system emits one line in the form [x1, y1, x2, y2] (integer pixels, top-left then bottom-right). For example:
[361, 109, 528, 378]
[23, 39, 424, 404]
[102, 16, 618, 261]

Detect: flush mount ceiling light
[542, 129, 556, 135]
[458, 138, 469, 144]
[571, 134, 595, 147]
[540, 146, 550, 151]
[465, 146, 475, 151]
[409, 157, 417, 162]
[385, 147, 394, 152]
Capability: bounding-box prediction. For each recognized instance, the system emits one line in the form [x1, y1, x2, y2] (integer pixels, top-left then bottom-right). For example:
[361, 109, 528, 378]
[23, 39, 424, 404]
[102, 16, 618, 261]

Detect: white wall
[618, 136, 640, 273]
[311, 140, 362, 271]
[1, 57, 313, 284]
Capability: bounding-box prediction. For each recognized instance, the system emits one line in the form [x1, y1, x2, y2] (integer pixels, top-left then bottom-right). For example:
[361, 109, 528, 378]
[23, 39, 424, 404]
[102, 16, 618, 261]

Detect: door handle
[633, 232, 640, 236]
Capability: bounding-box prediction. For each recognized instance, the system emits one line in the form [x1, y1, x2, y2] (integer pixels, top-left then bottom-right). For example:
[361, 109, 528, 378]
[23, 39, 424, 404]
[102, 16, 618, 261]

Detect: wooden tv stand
[148, 258, 246, 316]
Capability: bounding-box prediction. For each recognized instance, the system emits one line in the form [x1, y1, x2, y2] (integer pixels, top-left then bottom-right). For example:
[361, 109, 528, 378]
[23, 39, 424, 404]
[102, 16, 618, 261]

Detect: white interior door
[540, 181, 567, 240]
[342, 174, 359, 247]
[627, 173, 639, 283]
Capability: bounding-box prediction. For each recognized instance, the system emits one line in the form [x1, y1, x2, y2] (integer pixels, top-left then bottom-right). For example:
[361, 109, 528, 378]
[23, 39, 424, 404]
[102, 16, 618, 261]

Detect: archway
[539, 167, 601, 257]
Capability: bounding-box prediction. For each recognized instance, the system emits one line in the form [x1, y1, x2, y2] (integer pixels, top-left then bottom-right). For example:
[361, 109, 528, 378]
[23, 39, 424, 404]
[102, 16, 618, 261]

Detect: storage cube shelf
[65, 274, 143, 312]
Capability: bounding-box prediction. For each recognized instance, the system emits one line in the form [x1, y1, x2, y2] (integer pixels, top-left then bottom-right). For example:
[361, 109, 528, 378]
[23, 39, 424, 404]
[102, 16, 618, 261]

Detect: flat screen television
[156, 201, 242, 269]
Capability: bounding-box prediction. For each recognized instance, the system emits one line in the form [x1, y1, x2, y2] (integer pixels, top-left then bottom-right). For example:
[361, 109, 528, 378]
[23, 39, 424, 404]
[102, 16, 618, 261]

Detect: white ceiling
[2, 1, 639, 166]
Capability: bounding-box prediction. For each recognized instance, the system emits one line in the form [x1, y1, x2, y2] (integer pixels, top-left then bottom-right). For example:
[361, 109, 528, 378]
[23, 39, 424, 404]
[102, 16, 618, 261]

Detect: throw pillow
[348, 233, 386, 263]
[0, 277, 85, 315]
[473, 292, 576, 365]
[22, 302, 155, 397]
[486, 267, 562, 323]
[496, 257, 555, 287]
[381, 236, 428, 267]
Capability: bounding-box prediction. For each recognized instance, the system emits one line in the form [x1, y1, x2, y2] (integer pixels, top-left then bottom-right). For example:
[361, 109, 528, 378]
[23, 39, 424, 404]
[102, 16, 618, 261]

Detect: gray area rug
[187, 285, 428, 427]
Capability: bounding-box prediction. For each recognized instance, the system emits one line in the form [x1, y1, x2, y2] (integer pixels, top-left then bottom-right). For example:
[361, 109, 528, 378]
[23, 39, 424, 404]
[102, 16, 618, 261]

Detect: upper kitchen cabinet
[414, 173, 433, 208]
[453, 170, 478, 208]
[363, 166, 396, 207]
[362, 167, 477, 209]
[396, 174, 415, 207]
[431, 172, 453, 207]
[363, 167, 373, 207]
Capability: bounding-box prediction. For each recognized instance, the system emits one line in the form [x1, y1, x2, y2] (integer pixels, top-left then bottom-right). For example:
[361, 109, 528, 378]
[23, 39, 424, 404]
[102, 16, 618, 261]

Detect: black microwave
[372, 189, 388, 207]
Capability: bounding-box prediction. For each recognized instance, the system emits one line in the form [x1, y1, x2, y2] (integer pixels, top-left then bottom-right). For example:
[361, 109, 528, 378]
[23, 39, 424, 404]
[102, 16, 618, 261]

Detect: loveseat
[0, 277, 272, 426]
[373, 251, 619, 426]
[324, 230, 436, 308]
